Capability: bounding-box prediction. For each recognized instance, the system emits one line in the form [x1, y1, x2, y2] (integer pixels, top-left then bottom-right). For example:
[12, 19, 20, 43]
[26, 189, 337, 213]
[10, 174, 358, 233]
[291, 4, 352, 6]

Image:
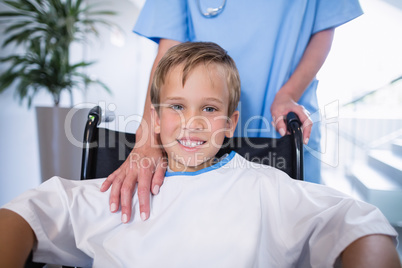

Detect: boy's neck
[167, 155, 218, 172]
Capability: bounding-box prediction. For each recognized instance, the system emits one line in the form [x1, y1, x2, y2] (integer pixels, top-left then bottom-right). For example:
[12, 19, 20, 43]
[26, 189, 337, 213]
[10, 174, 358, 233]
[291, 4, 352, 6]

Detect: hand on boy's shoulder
[101, 141, 167, 223]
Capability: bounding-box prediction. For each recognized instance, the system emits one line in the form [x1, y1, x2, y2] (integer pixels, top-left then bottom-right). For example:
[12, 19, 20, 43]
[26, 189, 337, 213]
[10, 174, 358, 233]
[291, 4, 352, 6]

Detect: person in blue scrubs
[101, 0, 363, 223]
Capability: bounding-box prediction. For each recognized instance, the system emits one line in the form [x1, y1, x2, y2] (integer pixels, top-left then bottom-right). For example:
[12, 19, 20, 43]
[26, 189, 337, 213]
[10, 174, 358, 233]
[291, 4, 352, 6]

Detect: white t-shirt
[2, 152, 397, 267]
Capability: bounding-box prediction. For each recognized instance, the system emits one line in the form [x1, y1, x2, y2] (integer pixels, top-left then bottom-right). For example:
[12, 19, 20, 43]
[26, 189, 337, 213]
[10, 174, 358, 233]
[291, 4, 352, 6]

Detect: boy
[0, 42, 399, 267]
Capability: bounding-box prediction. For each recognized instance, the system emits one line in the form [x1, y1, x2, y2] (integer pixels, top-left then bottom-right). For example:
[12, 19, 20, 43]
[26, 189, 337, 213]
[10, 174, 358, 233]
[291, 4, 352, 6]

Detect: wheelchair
[81, 106, 304, 181]
[26, 106, 304, 268]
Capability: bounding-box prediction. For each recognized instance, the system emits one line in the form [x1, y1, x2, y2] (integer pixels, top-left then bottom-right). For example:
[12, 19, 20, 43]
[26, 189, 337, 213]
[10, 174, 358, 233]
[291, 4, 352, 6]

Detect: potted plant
[0, 0, 115, 106]
[0, 0, 116, 181]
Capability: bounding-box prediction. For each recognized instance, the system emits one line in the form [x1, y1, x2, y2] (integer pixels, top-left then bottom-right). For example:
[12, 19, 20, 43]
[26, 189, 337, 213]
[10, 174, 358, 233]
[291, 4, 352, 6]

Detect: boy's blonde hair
[151, 42, 241, 116]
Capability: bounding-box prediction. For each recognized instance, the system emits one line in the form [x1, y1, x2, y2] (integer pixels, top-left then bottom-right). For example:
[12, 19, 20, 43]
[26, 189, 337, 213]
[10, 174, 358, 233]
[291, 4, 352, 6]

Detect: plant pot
[36, 106, 90, 182]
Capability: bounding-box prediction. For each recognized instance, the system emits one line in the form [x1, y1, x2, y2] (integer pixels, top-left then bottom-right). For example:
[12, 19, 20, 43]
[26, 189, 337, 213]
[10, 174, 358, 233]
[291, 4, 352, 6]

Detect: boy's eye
[203, 107, 216, 112]
[170, 104, 183, 110]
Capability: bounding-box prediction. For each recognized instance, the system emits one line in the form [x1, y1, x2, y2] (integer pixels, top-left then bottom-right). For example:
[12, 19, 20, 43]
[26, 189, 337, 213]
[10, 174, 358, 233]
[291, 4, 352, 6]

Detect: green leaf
[20, 0, 42, 13]
[4, 20, 31, 34]
[0, 0, 116, 108]
[0, 11, 31, 17]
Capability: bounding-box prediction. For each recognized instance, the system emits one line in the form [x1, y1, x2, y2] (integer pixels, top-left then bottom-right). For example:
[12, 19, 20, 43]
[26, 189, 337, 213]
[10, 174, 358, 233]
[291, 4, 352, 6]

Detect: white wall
[317, 0, 402, 108]
[0, 0, 157, 206]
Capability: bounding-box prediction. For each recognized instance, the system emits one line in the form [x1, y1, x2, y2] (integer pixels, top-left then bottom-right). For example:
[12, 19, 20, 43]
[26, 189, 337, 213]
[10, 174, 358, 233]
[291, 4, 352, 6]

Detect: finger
[302, 116, 313, 145]
[273, 115, 287, 136]
[137, 163, 153, 221]
[292, 107, 312, 145]
[100, 168, 121, 192]
[151, 158, 167, 195]
[108, 173, 125, 213]
[109, 169, 132, 213]
[120, 172, 137, 224]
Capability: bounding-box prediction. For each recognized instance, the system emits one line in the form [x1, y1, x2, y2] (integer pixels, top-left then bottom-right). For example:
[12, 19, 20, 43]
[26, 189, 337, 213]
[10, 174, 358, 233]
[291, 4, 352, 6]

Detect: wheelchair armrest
[286, 112, 304, 181]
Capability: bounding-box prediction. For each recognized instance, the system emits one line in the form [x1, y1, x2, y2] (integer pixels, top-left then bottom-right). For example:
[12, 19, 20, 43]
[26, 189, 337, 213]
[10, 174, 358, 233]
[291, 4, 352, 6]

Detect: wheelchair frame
[81, 106, 304, 181]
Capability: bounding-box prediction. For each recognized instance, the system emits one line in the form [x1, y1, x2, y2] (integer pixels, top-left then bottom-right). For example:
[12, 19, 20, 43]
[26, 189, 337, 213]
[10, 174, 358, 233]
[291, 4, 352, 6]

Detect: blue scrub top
[133, 0, 363, 182]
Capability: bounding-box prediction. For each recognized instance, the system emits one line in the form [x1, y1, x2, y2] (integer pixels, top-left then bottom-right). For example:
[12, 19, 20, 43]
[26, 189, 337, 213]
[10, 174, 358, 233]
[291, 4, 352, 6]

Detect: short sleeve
[2, 177, 93, 267]
[313, 0, 363, 33]
[133, 0, 189, 44]
[259, 170, 398, 267]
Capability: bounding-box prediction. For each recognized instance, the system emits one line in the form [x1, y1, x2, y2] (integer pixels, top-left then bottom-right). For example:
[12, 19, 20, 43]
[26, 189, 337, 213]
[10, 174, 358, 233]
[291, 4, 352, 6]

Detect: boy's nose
[184, 115, 207, 130]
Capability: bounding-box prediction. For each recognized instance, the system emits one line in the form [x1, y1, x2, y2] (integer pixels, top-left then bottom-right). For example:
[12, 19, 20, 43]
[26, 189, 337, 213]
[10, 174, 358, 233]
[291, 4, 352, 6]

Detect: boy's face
[152, 63, 239, 172]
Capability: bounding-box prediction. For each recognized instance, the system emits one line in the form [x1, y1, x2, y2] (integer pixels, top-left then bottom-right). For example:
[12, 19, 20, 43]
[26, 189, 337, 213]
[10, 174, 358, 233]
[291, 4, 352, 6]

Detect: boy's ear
[151, 105, 161, 134]
[225, 110, 239, 138]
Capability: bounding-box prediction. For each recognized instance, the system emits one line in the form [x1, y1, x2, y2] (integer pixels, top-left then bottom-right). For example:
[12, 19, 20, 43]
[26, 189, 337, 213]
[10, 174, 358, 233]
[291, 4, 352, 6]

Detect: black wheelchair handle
[88, 106, 102, 125]
[83, 106, 101, 143]
[286, 112, 304, 181]
[81, 106, 102, 180]
[286, 112, 300, 127]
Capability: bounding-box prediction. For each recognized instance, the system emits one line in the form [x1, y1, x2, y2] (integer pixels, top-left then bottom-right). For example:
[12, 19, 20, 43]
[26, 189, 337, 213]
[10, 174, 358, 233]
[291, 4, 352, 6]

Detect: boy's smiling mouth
[177, 139, 206, 148]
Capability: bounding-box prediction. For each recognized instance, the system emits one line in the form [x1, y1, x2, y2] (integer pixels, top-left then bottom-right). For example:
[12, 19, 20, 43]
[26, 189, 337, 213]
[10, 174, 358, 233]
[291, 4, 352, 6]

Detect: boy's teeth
[179, 140, 204, 147]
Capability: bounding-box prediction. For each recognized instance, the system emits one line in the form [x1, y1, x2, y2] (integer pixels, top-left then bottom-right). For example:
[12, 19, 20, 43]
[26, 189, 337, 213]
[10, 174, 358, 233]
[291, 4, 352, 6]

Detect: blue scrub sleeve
[313, 0, 363, 34]
[134, 0, 189, 44]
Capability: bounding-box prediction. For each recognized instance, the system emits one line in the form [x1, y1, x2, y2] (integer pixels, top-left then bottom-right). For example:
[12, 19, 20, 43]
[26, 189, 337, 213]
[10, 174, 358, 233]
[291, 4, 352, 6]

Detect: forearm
[341, 234, 400, 267]
[279, 28, 335, 101]
[0, 208, 35, 267]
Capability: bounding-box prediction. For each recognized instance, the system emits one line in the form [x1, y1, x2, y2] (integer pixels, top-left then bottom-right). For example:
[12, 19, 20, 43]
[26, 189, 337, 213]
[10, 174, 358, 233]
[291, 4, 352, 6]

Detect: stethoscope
[197, 0, 226, 18]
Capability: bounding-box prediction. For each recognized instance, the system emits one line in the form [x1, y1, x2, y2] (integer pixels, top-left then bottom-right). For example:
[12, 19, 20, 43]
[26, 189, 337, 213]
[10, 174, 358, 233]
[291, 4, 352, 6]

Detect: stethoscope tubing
[197, 0, 226, 18]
